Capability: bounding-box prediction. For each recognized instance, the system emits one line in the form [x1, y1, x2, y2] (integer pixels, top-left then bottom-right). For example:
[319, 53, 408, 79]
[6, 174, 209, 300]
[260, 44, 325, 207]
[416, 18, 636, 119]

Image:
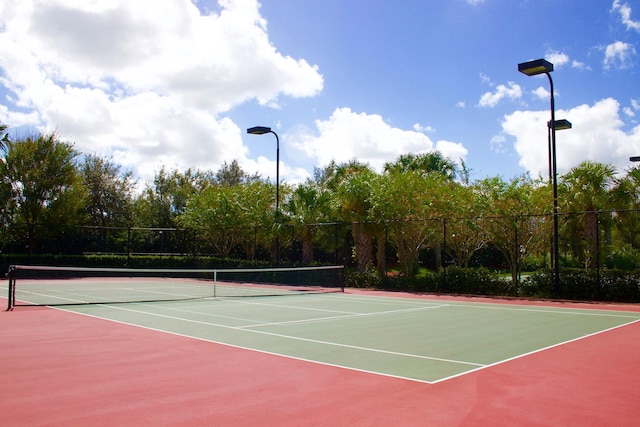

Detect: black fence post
[596, 210, 601, 299]
[514, 218, 519, 286]
[127, 227, 131, 267]
[442, 218, 447, 292]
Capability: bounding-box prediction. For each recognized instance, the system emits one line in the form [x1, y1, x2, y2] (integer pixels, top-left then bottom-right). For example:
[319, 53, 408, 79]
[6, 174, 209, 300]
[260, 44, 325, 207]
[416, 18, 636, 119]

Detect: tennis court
[2, 265, 640, 425]
[41, 292, 639, 384]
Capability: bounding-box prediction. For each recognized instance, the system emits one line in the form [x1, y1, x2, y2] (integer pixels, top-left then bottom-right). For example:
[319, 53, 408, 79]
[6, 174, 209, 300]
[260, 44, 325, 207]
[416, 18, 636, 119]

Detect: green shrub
[604, 245, 640, 270]
[344, 265, 383, 289]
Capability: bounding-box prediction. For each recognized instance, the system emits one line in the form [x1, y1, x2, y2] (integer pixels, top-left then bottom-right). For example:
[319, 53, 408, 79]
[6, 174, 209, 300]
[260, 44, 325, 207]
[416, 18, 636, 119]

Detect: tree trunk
[352, 222, 373, 271]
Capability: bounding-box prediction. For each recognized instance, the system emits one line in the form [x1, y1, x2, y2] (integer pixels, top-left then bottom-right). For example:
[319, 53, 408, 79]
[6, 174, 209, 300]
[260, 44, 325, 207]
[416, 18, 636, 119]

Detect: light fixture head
[518, 59, 554, 76]
[548, 119, 572, 130]
[247, 126, 272, 135]
[631, 156, 640, 162]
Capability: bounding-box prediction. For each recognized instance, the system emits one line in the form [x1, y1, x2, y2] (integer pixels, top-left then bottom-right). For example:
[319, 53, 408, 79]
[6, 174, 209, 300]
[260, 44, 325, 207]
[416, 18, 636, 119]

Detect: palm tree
[284, 182, 331, 264]
[326, 160, 377, 271]
[560, 161, 616, 268]
[610, 167, 640, 250]
[384, 152, 457, 180]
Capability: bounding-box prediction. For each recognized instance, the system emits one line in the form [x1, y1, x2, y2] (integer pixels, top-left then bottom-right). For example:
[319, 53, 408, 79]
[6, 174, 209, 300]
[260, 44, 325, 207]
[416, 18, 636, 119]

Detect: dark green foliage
[344, 266, 640, 303]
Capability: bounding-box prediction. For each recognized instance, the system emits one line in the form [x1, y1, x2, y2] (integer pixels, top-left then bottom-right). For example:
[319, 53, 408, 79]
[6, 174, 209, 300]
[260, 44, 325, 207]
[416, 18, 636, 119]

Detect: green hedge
[345, 266, 640, 303]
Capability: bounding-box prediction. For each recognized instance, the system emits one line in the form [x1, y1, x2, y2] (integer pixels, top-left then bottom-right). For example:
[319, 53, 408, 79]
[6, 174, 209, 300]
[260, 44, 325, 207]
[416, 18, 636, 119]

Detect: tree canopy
[2, 126, 639, 278]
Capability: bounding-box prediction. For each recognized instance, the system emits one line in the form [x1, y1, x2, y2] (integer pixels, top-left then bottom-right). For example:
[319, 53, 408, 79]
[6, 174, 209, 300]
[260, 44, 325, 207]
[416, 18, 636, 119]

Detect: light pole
[519, 58, 564, 296]
[546, 119, 571, 272]
[546, 120, 572, 182]
[247, 126, 280, 265]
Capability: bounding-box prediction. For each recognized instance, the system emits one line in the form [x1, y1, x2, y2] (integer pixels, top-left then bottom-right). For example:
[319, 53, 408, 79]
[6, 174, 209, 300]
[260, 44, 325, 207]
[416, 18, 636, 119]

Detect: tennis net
[6, 264, 344, 309]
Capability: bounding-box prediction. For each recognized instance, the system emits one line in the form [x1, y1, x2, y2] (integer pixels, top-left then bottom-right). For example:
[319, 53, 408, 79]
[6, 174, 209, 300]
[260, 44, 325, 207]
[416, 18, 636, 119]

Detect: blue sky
[1, 0, 639, 186]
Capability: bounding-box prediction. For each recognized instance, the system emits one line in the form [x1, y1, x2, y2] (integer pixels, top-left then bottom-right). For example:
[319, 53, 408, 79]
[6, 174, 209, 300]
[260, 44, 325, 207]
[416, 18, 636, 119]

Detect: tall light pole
[247, 126, 280, 264]
[546, 119, 571, 272]
[518, 58, 563, 296]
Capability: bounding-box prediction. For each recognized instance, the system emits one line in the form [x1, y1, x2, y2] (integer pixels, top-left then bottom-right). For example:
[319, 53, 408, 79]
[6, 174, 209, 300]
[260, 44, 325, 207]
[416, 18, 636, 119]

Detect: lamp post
[546, 120, 572, 182]
[247, 126, 280, 264]
[546, 119, 571, 272]
[519, 58, 563, 296]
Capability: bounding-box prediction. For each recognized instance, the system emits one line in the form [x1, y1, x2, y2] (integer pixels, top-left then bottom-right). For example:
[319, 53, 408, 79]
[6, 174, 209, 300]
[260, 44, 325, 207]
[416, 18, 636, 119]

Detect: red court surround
[1, 293, 639, 426]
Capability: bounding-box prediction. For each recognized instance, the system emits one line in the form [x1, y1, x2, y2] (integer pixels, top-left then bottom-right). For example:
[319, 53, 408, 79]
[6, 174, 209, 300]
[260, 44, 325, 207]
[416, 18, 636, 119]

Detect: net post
[213, 270, 217, 298]
[6, 266, 15, 311]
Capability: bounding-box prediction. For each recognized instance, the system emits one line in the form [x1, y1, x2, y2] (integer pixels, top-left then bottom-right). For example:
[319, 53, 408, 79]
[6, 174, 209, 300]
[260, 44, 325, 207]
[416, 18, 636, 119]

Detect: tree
[134, 167, 212, 228]
[382, 152, 459, 271]
[384, 152, 457, 180]
[610, 167, 640, 250]
[179, 180, 276, 260]
[560, 161, 617, 268]
[445, 184, 489, 268]
[215, 160, 260, 186]
[81, 154, 136, 228]
[372, 169, 450, 278]
[0, 123, 8, 152]
[284, 182, 332, 263]
[0, 132, 82, 254]
[326, 160, 377, 271]
[476, 176, 549, 283]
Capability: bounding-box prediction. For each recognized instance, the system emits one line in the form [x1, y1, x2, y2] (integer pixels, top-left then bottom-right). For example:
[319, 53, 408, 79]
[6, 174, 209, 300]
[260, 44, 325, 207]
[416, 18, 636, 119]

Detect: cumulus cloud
[612, 0, 640, 32]
[478, 82, 522, 108]
[413, 123, 435, 133]
[532, 86, 551, 101]
[0, 0, 323, 183]
[289, 108, 468, 172]
[545, 50, 570, 67]
[501, 98, 640, 177]
[602, 41, 636, 69]
[545, 49, 590, 71]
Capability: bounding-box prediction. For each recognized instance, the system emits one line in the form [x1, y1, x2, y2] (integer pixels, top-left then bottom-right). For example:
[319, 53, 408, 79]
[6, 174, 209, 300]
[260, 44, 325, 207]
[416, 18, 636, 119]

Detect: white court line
[237, 305, 444, 329]
[50, 305, 441, 384]
[431, 317, 640, 384]
[80, 303, 485, 369]
[153, 296, 444, 327]
[324, 293, 640, 318]
[44, 297, 640, 385]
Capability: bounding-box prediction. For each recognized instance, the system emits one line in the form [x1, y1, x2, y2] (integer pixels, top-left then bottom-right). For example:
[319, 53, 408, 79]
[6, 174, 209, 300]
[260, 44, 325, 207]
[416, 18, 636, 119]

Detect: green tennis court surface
[54, 293, 640, 383]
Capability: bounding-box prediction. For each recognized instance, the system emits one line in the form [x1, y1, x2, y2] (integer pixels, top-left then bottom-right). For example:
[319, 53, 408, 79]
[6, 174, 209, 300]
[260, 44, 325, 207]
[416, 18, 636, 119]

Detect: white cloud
[501, 98, 640, 177]
[478, 82, 522, 108]
[489, 134, 507, 154]
[456, 101, 466, 108]
[602, 41, 636, 69]
[612, 0, 640, 32]
[290, 108, 467, 172]
[0, 0, 323, 184]
[571, 60, 590, 70]
[479, 73, 492, 85]
[413, 123, 435, 133]
[545, 50, 570, 67]
[532, 86, 550, 101]
[545, 50, 590, 71]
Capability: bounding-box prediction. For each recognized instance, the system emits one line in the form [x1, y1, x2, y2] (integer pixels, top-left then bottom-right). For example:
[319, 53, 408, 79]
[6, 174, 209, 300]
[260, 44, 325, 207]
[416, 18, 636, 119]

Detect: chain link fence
[2, 209, 639, 301]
